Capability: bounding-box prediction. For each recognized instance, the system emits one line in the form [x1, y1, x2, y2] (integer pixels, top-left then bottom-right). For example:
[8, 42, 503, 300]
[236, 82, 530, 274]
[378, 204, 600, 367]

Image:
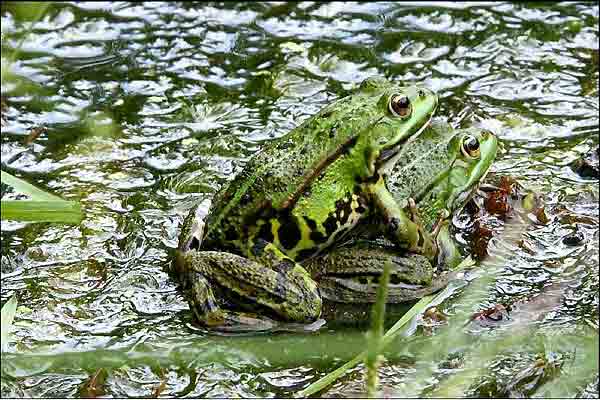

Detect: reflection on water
[1, 2, 598, 397]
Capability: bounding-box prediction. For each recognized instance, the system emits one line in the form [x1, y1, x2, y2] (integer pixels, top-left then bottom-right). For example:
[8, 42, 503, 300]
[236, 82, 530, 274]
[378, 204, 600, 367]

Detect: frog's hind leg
[184, 270, 280, 332]
[307, 243, 451, 304]
[180, 247, 322, 329]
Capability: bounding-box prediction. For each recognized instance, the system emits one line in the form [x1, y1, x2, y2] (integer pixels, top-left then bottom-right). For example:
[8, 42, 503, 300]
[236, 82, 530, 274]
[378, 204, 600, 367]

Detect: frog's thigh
[367, 181, 422, 249]
[185, 250, 321, 323]
[186, 271, 279, 331]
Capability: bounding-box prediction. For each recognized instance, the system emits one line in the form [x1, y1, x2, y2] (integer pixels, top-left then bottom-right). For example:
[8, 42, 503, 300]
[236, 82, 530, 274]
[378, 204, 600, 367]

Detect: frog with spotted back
[174, 77, 439, 331]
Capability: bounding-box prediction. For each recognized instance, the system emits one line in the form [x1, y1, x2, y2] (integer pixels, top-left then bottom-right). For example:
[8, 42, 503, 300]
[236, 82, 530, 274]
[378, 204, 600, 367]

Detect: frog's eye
[388, 94, 412, 118]
[461, 135, 480, 158]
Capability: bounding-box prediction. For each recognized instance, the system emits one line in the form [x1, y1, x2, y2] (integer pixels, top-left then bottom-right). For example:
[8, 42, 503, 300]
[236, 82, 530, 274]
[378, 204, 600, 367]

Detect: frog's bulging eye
[461, 135, 480, 158]
[388, 94, 412, 118]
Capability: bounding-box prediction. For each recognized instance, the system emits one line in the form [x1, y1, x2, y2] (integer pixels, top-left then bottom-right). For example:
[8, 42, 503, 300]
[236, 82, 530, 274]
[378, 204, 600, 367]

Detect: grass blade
[1, 200, 82, 223]
[296, 257, 477, 397]
[1, 171, 61, 201]
[1, 296, 18, 353]
[365, 262, 391, 397]
[296, 295, 435, 398]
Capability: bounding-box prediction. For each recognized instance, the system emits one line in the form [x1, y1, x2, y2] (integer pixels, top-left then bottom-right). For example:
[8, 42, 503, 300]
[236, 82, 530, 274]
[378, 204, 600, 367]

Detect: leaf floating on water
[483, 176, 515, 219]
[471, 221, 494, 261]
[467, 304, 510, 328]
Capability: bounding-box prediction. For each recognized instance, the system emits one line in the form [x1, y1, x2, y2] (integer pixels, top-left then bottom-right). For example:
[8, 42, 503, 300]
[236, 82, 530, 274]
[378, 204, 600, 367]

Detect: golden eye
[388, 94, 411, 118]
[461, 135, 480, 158]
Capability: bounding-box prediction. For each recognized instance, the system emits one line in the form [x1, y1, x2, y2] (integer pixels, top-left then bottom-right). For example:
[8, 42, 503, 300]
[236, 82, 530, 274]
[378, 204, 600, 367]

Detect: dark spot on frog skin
[278, 215, 302, 250]
[240, 192, 252, 205]
[320, 107, 335, 119]
[277, 141, 292, 150]
[323, 214, 339, 236]
[360, 172, 381, 184]
[342, 136, 358, 155]
[257, 220, 274, 243]
[245, 201, 275, 228]
[334, 196, 353, 225]
[388, 217, 400, 235]
[304, 216, 317, 230]
[309, 230, 328, 244]
[296, 247, 319, 260]
[188, 236, 201, 251]
[225, 226, 238, 241]
[329, 124, 338, 138]
[251, 239, 269, 257]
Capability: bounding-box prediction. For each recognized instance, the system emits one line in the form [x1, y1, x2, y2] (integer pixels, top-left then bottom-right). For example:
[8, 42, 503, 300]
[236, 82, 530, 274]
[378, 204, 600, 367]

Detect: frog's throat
[376, 112, 435, 173]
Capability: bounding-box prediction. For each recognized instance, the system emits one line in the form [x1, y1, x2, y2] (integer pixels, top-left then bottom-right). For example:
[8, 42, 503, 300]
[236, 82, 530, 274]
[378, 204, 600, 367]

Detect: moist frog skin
[174, 77, 439, 331]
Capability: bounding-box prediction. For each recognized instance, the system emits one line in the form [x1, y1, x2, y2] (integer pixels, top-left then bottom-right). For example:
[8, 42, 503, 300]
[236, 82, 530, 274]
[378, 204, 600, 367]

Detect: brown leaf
[24, 126, 47, 145]
[151, 368, 167, 398]
[498, 175, 516, 195]
[471, 222, 494, 260]
[78, 368, 108, 398]
[468, 304, 509, 327]
[484, 189, 510, 218]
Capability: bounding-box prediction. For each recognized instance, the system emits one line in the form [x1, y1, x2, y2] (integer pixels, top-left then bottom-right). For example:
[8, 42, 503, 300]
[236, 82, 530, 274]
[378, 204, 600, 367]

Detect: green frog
[307, 120, 498, 304]
[174, 77, 439, 330]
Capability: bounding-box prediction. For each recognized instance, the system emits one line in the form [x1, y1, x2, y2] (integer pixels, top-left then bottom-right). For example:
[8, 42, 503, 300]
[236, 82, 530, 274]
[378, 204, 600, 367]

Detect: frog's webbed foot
[407, 197, 422, 225]
[406, 197, 439, 258]
[429, 208, 450, 240]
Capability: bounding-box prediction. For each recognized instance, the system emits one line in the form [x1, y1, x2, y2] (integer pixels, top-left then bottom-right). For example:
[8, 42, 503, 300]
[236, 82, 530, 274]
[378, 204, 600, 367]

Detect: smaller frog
[306, 121, 498, 304]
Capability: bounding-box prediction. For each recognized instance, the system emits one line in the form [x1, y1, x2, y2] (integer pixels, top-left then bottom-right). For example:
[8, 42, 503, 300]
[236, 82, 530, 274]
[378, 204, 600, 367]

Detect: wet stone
[570, 146, 599, 179]
[562, 228, 585, 246]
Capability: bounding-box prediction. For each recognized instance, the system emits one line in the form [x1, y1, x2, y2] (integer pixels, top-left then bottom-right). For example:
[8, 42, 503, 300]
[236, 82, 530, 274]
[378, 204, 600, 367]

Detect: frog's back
[202, 92, 382, 254]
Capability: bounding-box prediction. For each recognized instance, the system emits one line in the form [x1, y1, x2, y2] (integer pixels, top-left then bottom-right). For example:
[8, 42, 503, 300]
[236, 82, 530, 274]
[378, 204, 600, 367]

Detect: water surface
[1, 2, 598, 397]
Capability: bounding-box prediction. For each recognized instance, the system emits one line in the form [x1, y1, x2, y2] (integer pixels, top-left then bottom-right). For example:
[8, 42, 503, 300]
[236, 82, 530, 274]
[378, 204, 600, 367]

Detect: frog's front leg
[366, 178, 436, 258]
[178, 244, 322, 330]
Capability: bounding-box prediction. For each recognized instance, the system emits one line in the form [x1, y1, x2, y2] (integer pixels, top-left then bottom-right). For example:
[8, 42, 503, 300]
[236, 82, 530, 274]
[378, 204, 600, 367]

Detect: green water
[1, 2, 598, 397]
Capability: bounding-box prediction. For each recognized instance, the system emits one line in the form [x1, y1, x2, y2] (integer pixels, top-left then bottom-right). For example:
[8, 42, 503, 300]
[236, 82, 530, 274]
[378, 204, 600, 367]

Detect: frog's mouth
[376, 113, 435, 172]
